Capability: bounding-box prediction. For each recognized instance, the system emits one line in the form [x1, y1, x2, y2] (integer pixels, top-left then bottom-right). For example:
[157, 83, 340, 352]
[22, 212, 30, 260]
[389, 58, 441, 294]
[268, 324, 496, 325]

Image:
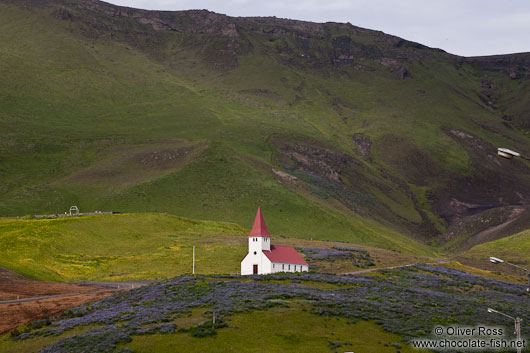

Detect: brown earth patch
[375, 133, 448, 186]
[0, 292, 115, 334]
[63, 140, 208, 188]
[352, 133, 372, 160]
[0, 268, 105, 301]
[459, 206, 526, 250]
[0, 268, 112, 334]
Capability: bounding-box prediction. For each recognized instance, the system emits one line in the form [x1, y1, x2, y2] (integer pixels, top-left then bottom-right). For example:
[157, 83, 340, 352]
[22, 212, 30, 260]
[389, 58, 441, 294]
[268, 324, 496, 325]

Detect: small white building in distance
[241, 207, 308, 275]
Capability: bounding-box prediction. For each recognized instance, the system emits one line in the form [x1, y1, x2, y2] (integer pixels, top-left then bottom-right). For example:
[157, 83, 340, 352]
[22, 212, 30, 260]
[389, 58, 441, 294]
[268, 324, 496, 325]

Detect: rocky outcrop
[52, 7, 73, 20]
[11, 0, 530, 77]
[465, 53, 530, 80]
[380, 58, 410, 79]
[36, 0, 435, 72]
[352, 133, 372, 159]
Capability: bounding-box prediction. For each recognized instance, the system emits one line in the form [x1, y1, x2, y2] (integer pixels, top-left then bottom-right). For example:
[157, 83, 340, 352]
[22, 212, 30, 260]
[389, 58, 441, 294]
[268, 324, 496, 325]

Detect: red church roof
[264, 245, 308, 265]
[249, 207, 270, 237]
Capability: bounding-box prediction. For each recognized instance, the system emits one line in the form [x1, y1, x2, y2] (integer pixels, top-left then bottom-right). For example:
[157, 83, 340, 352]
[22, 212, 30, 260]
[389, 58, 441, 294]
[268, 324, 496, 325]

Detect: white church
[241, 207, 309, 275]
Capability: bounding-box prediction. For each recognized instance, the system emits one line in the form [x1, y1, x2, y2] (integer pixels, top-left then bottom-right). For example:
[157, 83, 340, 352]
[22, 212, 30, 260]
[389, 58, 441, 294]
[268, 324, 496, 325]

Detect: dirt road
[0, 268, 152, 334]
[339, 259, 449, 275]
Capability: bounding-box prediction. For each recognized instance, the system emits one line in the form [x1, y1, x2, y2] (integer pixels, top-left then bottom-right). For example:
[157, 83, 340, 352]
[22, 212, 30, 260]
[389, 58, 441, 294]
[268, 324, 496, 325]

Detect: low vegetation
[464, 228, 530, 263]
[0, 213, 247, 281]
[2, 265, 527, 353]
[457, 228, 530, 277]
[0, 213, 435, 282]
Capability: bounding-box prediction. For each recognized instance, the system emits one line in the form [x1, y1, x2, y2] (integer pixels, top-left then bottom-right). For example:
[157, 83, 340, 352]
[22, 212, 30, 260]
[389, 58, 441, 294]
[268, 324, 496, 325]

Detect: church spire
[249, 206, 270, 237]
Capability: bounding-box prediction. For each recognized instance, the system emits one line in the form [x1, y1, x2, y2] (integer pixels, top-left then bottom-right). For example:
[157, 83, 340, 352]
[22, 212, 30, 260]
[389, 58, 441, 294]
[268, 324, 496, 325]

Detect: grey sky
[105, 0, 530, 57]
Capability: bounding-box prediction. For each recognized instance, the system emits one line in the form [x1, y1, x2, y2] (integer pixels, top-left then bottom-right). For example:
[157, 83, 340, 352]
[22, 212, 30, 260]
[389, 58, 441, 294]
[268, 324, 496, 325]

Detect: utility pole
[192, 246, 195, 275]
[516, 317, 522, 353]
[488, 308, 523, 353]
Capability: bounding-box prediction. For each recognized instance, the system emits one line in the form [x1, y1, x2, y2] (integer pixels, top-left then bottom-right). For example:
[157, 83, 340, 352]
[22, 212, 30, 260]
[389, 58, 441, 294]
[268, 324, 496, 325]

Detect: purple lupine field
[12, 265, 529, 353]
[296, 246, 375, 267]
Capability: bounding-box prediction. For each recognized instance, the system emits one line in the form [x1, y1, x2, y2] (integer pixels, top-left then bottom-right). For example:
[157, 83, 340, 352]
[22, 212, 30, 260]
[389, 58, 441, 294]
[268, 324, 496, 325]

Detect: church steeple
[249, 206, 270, 237]
[248, 207, 271, 252]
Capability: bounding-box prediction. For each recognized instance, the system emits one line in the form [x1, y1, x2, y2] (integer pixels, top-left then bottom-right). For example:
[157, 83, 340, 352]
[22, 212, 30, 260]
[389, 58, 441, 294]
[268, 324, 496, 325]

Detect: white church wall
[240, 250, 272, 275]
[271, 262, 309, 273]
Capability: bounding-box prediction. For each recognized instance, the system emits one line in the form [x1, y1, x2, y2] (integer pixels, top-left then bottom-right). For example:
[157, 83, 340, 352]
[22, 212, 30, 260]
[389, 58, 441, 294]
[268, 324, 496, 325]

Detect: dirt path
[0, 292, 116, 334]
[73, 280, 154, 290]
[0, 288, 120, 305]
[0, 268, 152, 334]
[339, 259, 449, 276]
[0, 268, 106, 301]
[461, 206, 526, 250]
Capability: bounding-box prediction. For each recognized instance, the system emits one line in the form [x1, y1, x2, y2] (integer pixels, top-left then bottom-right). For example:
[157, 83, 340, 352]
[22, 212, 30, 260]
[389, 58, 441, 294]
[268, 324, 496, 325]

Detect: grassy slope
[0, 214, 247, 281]
[459, 228, 530, 265]
[0, 2, 435, 253]
[1, 2, 530, 255]
[0, 308, 430, 353]
[124, 308, 429, 353]
[0, 325, 99, 353]
[0, 213, 433, 281]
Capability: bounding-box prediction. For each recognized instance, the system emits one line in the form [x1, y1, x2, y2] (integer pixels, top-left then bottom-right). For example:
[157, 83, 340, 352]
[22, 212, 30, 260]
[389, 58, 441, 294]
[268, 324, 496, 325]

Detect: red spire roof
[249, 207, 270, 237]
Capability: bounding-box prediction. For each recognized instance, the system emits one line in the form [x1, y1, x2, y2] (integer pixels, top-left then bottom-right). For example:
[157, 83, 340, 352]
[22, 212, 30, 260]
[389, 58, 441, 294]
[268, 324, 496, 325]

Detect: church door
[253, 265, 258, 274]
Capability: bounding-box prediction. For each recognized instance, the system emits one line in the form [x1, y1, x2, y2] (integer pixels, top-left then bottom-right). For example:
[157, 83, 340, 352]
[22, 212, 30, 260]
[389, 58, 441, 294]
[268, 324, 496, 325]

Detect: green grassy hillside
[458, 227, 530, 269]
[1, 0, 530, 250]
[0, 213, 432, 281]
[0, 213, 247, 281]
[0, 309, 429, 353]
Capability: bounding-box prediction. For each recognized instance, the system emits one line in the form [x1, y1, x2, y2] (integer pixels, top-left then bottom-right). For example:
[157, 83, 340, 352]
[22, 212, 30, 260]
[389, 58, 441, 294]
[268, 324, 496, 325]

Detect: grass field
[0, 325, 100, 353]
[0, 213, 247, 281]
[0, 307, 429, 353]
[0, 212, 435, 282]
[457, 227, 530, 275]
[466, 228, 530, 263]
[124, 308, 429, 353]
